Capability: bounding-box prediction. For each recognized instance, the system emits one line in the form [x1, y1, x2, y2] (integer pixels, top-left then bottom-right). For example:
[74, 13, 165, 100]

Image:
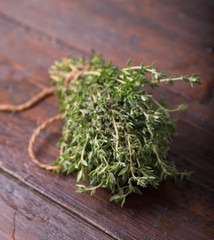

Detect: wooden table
[0, 1, 213, 239]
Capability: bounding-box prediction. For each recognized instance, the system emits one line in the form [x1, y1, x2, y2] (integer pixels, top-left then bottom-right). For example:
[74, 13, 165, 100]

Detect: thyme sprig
[49, 53, 200, 206]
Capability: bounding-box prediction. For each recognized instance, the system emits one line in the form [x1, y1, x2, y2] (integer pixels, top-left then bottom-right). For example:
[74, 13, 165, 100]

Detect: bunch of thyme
[49, 53, 200, 206]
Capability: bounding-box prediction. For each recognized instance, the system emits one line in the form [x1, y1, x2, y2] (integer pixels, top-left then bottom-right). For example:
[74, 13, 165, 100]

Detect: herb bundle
[49, 53, 200, 206]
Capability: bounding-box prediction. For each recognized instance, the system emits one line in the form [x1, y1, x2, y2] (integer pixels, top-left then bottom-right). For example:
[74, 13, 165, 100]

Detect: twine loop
[0, 66, 88, 170]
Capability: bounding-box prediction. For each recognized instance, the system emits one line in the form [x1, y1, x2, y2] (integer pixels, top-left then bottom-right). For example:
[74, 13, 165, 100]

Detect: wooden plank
[0, 4, 213, 240]
[0, 0, 213, 103]
[0, 171, 112, 240]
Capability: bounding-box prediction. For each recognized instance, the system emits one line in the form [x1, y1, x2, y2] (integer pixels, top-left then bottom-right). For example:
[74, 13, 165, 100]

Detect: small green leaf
[152, 60, 157, 68]
[76, 184, 86, 193]
[133, 186, 142, 195]
[81, 159, 88, 166]
[77, 169, 83, 182]
[109, 194, 122, 202]
[109, 172, 116, 184]
[177, 104, 188, 111]
[118, 167, 128, 176]
[90, 189, 96, 196]
[126, 59, 131, 67]
[121, 198, 126, 207]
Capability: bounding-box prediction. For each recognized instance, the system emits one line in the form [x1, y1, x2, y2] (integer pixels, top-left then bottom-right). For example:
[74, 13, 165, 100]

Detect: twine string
[0, 87, 56, 112]
[28, 113, 62, 170]
[0, 67, 88, 170]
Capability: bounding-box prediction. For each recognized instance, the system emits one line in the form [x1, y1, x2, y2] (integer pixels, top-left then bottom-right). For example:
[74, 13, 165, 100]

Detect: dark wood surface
[0, 1, 213, 239]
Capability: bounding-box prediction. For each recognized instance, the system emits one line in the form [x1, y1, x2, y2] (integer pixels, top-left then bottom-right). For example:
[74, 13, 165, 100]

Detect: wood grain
[0, 171, 112, 240]
[0, 1, 214, 239]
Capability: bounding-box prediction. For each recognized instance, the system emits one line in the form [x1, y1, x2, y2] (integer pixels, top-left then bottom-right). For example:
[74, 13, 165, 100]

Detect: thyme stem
[112, 115, 119, 153]
[124, 131, 136, 179]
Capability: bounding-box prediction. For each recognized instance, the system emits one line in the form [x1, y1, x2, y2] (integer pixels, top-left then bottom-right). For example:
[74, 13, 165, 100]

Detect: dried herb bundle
[49, 53, 200, 206]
